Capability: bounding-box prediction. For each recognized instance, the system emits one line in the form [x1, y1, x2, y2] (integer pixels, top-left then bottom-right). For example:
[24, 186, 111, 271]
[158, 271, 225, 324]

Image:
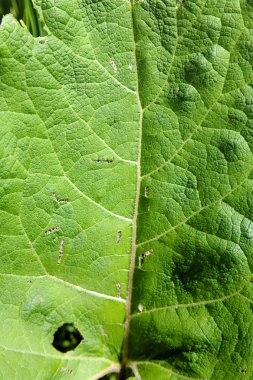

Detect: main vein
[121, 0, 143, 371]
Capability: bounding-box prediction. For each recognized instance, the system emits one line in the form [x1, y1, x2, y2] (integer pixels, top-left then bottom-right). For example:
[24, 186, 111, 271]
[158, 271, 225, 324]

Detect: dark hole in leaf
[52, 323, 83, 353]
[118, 366, 135, 380]
[100, 373, 120, 380]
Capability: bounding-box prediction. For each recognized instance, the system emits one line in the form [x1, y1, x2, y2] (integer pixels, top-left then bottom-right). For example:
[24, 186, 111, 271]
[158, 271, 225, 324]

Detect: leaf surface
[1, 0, 253, 379]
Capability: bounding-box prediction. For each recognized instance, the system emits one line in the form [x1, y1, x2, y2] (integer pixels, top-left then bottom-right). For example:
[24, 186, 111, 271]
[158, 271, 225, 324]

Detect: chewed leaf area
[52, 323, 83, 353]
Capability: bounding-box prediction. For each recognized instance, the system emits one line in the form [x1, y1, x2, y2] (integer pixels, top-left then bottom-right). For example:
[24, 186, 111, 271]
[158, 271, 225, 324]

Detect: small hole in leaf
[118, 367, 135, 380]
[52, 323, 83, 353]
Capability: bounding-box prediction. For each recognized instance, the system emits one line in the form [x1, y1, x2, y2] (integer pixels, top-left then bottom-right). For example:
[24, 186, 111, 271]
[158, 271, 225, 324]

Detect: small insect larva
[94, 158, 114, 164]
[116, 230, 122, 244]
[138, 249, 154, 269]
[110, 59, 118, 73]
[58, 198, 69, 204]
[138, 304, 144, 312]
[45, 227, 60, 235]
[52, 193, 69, 204]
[144, 186, 149, 198]
[100, 325, 108, 338]
[57, 239, 64, 265]
[60, 368, 73, 375]
[116, 283, 121, 298]
[176, 0, 186, 9]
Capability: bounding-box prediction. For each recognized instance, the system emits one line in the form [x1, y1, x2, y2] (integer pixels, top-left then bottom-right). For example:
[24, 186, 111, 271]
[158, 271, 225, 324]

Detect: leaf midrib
[120, 0, 143, 372]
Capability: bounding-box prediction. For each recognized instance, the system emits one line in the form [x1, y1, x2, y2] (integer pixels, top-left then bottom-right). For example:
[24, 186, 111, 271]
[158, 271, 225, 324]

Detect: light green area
[1, 0, 253, 379]
[0, 0, 137, 378]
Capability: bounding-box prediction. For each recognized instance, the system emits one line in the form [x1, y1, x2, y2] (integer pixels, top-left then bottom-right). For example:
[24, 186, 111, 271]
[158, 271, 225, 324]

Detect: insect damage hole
[144, 186, 149, 198]
[138, 249, 154, 269]
[52, 323, 83, 353]
[57, 239, 64, 265]
[116, 230, 121, 244]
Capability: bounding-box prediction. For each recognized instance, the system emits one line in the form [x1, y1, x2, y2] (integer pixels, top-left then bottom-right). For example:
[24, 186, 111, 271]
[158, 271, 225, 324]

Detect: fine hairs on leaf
[1, 0, 253, 379]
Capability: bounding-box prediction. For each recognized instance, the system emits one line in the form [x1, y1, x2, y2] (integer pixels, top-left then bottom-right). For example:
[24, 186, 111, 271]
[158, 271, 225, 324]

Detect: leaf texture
[1, 0, 253, 379]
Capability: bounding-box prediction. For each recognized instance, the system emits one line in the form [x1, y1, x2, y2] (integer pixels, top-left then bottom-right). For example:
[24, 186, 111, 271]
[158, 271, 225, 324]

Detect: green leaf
[1, 0, 253, 379]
